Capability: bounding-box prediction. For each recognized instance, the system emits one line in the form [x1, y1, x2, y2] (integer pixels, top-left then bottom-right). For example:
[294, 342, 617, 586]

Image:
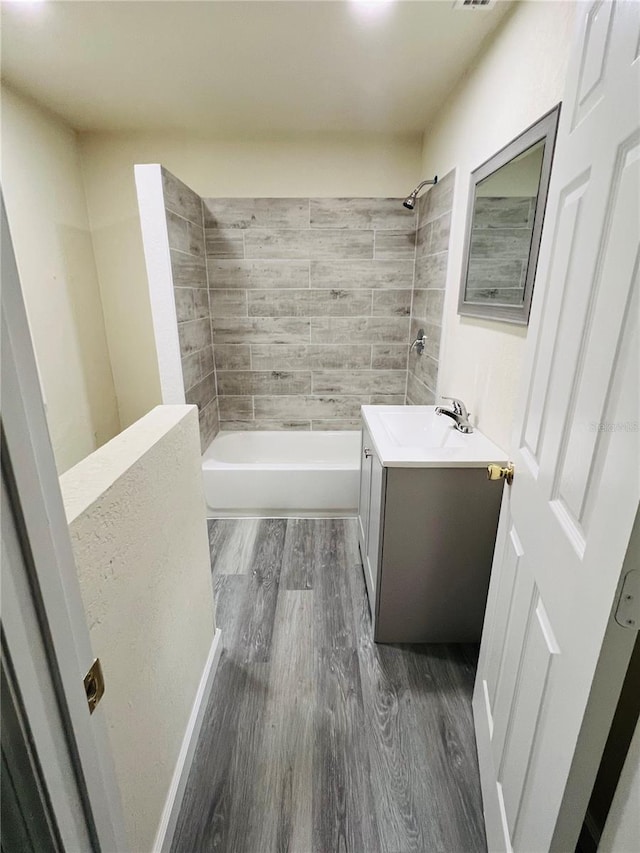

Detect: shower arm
[413, 177, 438, 195]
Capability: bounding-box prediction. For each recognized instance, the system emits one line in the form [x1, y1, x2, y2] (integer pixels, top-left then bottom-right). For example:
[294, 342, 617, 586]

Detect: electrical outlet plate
[452, 0, 497, 10]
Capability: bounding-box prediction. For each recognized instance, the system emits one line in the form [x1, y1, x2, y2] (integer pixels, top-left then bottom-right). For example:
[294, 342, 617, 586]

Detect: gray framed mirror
[458, 105, 560, 325]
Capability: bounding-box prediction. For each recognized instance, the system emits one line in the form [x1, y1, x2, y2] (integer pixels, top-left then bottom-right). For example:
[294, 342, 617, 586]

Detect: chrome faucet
[435, 397, 473, 434]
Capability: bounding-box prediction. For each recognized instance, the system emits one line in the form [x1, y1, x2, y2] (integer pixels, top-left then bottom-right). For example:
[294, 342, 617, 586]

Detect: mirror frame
[458, 104, 561, 325]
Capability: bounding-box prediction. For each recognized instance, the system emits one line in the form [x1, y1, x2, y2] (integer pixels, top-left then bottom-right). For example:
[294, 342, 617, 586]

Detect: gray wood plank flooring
[171, 518, 487, 853]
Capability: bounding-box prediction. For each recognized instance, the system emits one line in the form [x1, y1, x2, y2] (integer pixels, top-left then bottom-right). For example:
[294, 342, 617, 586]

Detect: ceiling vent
[453, 0, 497, 9]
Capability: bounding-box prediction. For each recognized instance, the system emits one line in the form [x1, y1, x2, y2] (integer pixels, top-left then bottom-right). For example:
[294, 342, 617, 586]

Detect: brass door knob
[487, 463, 514, 485]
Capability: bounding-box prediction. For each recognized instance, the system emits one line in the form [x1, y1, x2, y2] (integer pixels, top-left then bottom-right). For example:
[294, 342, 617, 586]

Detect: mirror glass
[458, 106, 560, 325]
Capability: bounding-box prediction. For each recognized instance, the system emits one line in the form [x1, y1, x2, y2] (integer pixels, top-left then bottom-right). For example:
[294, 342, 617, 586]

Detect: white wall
[78, 131, 421, 429]
[420, 0, 577, 450]
[1, 86, 120, 472]
[60, 405, 216, 853]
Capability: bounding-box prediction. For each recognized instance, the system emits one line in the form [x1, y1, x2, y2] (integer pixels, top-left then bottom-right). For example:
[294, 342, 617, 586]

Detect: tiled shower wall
[407, 170, 454, 405]
[161, 169, 219, 449]
[202, 198, 417, 430]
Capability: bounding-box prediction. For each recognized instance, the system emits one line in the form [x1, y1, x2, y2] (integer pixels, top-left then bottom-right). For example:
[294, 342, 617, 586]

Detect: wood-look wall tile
[203, 198, 309, 229]
[374, 229, 416, 260]
[311, 419, 361, 431]
[244, 229, 374, 260]
[371, 289, 412, 317]
[162, 169, 202, 226]
[219, 419, 311, 431]
[250, 344, 370, 371]
[170, 250, 208, 288]
[408, 350, 439, 392]
[185, 371, 217, 410]
[415, 251, 448, 290]
[417, 169, 455, 227]
[371, 344, 407, 370]
[214, 344, 251, 370]
[310, 316, 410, 344]
[406, 372, 436, 406]
[412, 288, 445, 324]
[212, 317, 310, 345]
[175, 287, 211, 323]
[310, 260, 414, 290]
[182, 345, 214, 392]
[166, 210, 205, 256]
[465, 257, 525, 286]
[410, 317, 442, 361]
[472, 196, 532, 229]
[248, 289, 372, 318]
[198, 397, 219, 451]
[218, 395, 253, 420]
[207, 260, 310, 289]
[369, 394, 406, 405]
[217, 371, 312, 396]
[312, 370, 406, 396]
[430, 212, 452, 255]
[254, 395, 369, 420]
[210, 289, 248, 317]
[468, 226, 532, 261]
[178, 317, 212, 355]
[205, 229, 245, 259]
[310, 198, 415, 231]
[464, 285, 525, 304]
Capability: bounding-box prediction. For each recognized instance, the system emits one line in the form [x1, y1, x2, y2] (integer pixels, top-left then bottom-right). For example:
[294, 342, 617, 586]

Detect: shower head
[403, 176, 438, 210]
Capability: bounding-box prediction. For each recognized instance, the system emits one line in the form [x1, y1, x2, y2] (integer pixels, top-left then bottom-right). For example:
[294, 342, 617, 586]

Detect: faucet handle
[441, 396, 465, 415]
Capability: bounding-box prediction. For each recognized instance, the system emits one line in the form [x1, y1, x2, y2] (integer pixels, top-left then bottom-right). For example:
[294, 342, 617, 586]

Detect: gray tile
[166, 211, 205, 257]
[203, 198, 309, 229]
[418, 169, 455, 226]
[411, 318, 441, 361]
[248, 289, 372, 318]
[218, 396, 253, 421]
[312, 370, 406, 396]
[254, 395, 369, 420]
[468, 226, 532, 261]
[371, 289, 411, 317]
[205, 229, 245, 259]
[310, 260, 414, 290]
[182, 346, 215, 391]
[199, 398, 219, 451]
[466, 257, 525, 286]
[209, 289, 248, 317]
[186, 372, 217, 410]
[409, 351, 439, 392]
[250, 344, 370, 371]
[174, 287, 210, 323]
[244, 229, 374, 260]
[310, 198, 415, 231]
[220, 419, 311, 431]
[472, 196, 532, 229]
[217, 371, 312, 396]
[212, 317, 310, 345]
[207, 260, 310, 290]
[415, 251, 448, 290]
[162, 169, 202, 226]
[369, 394, 406, 405]
[178, 318, 212, 356]
[464, 286, 526, 305]
[371, 344, 407, 370]
[415, 221, 432, 259]
[374, 229, 416, 260]
[170, 250, 207, 289]
[311, 419, 361, 431]
[430, 212, 452, 255]
[310, 317, 410, 344]
[406, 372, 436, 406]
[214, 345, 251, 370]
[412, 289, 446, 325]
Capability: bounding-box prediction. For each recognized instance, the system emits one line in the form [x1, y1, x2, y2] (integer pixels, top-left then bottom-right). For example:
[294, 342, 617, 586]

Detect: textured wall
[1, 85, 120, 472]
[162, 168, 220, 448]
[203, 197, 416, 430]
[60, 405, 215, 853]
[407, 170, 454, 405]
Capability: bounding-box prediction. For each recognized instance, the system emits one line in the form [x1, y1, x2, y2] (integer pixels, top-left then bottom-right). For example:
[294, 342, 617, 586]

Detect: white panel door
[473, 3, 640, 851]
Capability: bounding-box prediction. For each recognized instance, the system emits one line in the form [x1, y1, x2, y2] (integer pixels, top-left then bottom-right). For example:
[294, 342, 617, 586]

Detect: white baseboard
[153, 628, 223, 853]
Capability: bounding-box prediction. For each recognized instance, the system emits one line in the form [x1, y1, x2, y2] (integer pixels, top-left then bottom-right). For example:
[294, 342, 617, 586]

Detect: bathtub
[202, 430, 361, 516]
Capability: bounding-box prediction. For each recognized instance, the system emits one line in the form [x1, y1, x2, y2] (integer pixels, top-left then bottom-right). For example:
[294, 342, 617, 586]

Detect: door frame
[1, 194, 128, 851]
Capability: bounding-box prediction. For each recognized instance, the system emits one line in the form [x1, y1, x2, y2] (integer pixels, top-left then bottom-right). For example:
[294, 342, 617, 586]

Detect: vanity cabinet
[357, 419, 504, 644]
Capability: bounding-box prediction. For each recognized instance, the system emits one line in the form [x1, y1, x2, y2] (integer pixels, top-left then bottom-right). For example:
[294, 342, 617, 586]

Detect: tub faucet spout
[435, 397, 473, 434]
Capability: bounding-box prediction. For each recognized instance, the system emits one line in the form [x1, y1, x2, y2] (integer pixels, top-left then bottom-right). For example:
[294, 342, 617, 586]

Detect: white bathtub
[202, 430, 361, 516]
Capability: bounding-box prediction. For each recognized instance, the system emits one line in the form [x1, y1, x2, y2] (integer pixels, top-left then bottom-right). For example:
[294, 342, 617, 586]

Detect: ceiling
[1, 0, 512, 136]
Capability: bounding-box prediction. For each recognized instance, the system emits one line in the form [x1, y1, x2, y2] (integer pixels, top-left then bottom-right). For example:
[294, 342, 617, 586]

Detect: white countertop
[361, 405, 508, 468]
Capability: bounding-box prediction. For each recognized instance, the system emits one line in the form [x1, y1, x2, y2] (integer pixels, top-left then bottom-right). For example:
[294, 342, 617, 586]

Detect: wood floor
[171, 518, 487, 853]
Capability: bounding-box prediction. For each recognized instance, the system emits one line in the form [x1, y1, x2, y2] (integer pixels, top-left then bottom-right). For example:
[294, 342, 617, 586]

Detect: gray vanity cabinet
[357, 424, 503, 644]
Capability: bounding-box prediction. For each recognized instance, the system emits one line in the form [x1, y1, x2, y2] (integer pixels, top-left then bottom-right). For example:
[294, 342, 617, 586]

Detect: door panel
[474, 3, 640, 851]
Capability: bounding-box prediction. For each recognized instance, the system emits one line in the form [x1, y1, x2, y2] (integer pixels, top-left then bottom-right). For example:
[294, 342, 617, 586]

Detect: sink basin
[361, 405, 507, 468]
[379, 409, 468, 449]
